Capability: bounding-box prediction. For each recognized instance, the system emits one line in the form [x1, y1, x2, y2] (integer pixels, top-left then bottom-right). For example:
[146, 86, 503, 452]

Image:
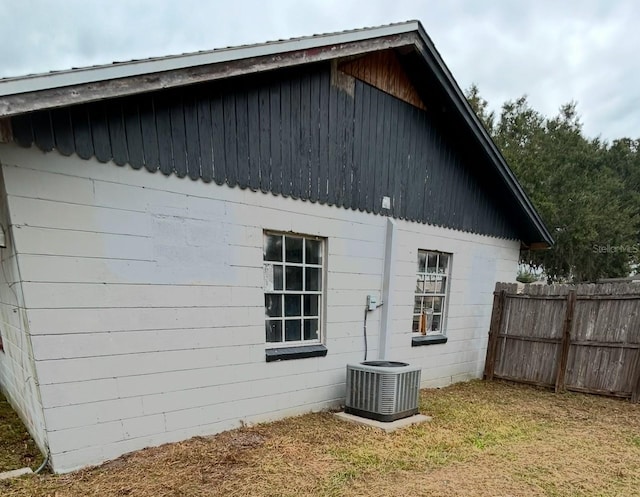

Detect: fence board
[555, 290, 576, 392]
[485, 282, 640, 402]
[483, 289, 506, 381]
[632, 349, 640, 403]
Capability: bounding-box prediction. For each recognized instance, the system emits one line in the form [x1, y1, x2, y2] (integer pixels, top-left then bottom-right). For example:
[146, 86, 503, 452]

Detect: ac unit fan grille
[345, 363, 421, 422]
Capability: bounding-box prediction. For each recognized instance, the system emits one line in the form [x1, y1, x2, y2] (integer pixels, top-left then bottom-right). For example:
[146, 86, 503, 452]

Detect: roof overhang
[0, 21, 553, 248]
[0, 23, 423, 117]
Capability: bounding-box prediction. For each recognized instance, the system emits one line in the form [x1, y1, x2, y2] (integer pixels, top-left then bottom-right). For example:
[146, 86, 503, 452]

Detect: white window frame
[263, 231, 325, 348]
[413, 250, 451, 335]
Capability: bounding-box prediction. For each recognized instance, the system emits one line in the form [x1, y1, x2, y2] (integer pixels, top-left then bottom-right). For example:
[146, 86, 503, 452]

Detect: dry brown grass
[2, 380, 640, 496]
[0, 391, 43, 472]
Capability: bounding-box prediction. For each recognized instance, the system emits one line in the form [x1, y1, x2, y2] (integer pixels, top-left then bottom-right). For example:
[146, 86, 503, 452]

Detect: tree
[466, 84, 495, 133]
[466, 86, 640, 282]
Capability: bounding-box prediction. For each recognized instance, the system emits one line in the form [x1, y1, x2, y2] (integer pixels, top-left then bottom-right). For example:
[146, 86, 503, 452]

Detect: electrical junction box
[367, 295, 377, 311]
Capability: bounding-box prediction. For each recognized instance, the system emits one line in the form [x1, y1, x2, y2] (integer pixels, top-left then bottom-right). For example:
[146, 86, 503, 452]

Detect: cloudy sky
[0, 0, 637, 141]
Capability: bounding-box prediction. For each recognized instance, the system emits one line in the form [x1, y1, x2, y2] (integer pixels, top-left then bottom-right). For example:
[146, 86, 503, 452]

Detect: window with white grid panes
[413, 250, 451, 335]
[263, 233, 324, 346]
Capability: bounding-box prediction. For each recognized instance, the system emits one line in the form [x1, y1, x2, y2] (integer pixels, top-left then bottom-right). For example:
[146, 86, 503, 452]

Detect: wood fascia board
[530, 242, 552, 251]
[520, 241, 552, 251]
[0, 22, 422, 97]
[0, 34, 416, 118]
[0, 118, 12, 143]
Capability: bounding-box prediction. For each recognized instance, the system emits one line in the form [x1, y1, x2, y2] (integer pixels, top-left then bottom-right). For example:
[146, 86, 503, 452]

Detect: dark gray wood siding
[10, 62, 524, 240]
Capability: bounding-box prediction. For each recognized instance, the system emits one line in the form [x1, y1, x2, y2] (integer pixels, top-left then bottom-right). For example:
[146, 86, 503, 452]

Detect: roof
[0, 21, 553, 247]
[0, 22, 423, 99]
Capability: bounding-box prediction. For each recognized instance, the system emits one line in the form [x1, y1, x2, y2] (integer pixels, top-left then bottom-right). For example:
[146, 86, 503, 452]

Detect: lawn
[2, 380, 640, 496]
[0, 392, 43, 473]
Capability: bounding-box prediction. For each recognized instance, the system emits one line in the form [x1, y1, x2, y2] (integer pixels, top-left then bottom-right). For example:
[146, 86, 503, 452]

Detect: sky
[0, 0, 638, 141]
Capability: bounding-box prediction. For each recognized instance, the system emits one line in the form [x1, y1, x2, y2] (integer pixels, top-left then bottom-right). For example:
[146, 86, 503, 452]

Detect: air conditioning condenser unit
[345, 361, 421, 422]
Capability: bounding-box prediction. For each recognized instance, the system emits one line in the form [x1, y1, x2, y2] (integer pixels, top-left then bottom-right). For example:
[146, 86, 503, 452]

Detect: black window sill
[265, 344, 328, 362]
[412, 334, 448, 347]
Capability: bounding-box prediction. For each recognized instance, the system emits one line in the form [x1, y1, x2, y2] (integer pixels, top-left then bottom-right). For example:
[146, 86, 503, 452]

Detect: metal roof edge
[412, 22, 553, 246]
[0, 21, 421, 97]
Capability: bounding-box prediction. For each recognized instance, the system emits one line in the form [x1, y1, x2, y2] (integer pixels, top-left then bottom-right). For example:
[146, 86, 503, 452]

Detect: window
[413, 250, 451, 335]
[263, 233, 323, 347]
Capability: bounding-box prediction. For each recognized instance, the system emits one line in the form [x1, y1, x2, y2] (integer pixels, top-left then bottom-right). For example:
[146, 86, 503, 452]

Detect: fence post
[484, 288, 506, 381]
[632, 349, 640, 403]
[555, 290, 576, 393]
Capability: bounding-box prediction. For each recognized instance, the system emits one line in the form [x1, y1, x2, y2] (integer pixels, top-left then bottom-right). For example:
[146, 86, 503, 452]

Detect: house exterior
[0, 21, 552, 473]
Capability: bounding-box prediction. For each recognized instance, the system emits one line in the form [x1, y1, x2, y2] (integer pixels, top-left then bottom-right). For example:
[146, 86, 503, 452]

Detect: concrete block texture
[0, 144, 519, 472]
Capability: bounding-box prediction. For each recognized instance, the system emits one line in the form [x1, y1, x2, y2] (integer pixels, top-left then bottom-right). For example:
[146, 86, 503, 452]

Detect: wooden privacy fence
[484, 282, 640, 402]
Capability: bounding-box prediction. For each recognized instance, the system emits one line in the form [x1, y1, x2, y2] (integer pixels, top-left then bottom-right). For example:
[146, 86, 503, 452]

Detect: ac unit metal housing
[345, 361, 421, 422]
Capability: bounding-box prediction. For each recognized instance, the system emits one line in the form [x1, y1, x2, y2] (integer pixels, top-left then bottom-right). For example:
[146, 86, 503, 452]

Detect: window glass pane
[304, 294, 319, 316]
[284, 295, 302, 317]
[305, 239, 322, 265]
[304, 319, 319, 340]
[438, 254, 449, 274]
[266, 320, 282, 342]
[285, 320, 302, 341]
[264, 235, 282, 262]
[436, 276, 446, 293]
[264, 264, 284, 292]
[417, 251, 426, 272]
[433, 296, 442, 313]
[415, 276, 424, 294]
[412, 315, 420, 333]
[413, 297, 422, 314]
[305, 267, 321, 291]
[424, 275, 437, 294]
[423, 297, 434, 312]
[285, 266, 303, 290]
[427, 253, 438, 273]
[273, 265, 283, 291]
[265, 295, 282, 317]
[285, 236, 303, 262]
[263, 264, 274, 291]
[431, 314, 441, 332]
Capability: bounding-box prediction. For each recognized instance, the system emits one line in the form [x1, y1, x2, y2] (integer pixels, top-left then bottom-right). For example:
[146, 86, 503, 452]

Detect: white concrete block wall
[0, 144, 518, 472]
[392, 225, 519, 386]
[0, 170, 48, 454]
